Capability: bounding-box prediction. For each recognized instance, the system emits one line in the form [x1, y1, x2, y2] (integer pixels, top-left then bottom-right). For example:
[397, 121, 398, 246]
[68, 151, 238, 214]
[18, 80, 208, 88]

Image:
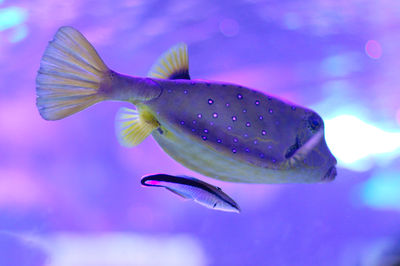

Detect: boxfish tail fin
[115, 106, 159, 147]
[36, 26, 109, 121]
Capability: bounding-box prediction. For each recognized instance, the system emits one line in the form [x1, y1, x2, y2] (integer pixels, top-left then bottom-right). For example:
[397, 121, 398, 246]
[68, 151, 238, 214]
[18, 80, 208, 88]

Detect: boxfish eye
[307, 114, 322, 131]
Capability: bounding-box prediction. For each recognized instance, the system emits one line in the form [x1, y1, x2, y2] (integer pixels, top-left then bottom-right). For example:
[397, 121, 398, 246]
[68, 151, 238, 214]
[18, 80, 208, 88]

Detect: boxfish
[36, 26, 337, 184]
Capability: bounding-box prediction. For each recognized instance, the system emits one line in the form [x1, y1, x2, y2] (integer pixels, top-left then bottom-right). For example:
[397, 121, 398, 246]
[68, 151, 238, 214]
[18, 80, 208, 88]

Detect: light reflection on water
[1, 0, 400, 265]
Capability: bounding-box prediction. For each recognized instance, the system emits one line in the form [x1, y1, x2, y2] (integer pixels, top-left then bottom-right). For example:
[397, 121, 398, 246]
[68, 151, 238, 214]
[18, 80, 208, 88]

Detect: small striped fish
[141, 174, 240, 213]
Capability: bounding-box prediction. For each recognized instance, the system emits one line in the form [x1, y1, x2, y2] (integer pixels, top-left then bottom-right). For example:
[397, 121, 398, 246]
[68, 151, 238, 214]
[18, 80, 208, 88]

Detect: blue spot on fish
[259, 115, 263, 120]
[246, 122, 251, 127]
[237, 93, 243, 100]
[255, 100, 260, 105]
[208, 99, 214, 105]
[261, 130, 267, 135]
[232, 116, 237, 121]
[212, 113, 218, 118]
[202, 136, 207, 141]
[268, 109, 273, 114]
[197, 113, 202, 118]
[232, 148, 237, 153]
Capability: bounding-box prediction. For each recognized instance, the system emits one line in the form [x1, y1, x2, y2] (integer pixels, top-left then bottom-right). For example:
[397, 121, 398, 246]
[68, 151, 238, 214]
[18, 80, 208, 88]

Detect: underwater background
[1, 0, 400, 265]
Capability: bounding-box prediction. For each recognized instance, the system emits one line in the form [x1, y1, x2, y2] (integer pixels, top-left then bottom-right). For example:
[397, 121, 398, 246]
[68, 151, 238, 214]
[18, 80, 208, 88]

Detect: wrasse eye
[307, 114, 322, 131]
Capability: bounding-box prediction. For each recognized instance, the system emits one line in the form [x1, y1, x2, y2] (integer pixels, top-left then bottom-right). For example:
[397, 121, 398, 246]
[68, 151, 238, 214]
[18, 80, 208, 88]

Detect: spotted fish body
[144, 79, 336, 183]
[36, 26, 337, 185]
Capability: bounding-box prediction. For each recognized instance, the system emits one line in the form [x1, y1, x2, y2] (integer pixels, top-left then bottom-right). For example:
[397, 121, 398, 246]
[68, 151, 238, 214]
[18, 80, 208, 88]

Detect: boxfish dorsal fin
[147, 43, 190, 80]
[115, 106, 159, 147]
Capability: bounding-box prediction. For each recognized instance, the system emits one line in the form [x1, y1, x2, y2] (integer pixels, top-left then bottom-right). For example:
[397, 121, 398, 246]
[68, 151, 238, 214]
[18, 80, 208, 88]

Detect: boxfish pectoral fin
[287, 130, 323, 167]
[115, 106, 159, 147]
[147, 43, 190, 80]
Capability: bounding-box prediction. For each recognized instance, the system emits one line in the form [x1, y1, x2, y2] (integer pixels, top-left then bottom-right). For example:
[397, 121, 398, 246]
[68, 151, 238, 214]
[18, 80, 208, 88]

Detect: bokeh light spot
[325, 114, 400, 171]
[0, 6, 28, 31]
[219, 19, 239, 37]
[365, 40, 382, 59]
[9, 24, 28, 42]
[361, 171, 400, 210]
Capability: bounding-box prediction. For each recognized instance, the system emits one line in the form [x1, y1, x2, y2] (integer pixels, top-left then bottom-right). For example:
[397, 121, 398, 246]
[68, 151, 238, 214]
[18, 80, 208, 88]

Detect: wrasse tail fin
[115, 107, 159, 147]
[147, 43, 190, 80]
[36, 26, 109, 120]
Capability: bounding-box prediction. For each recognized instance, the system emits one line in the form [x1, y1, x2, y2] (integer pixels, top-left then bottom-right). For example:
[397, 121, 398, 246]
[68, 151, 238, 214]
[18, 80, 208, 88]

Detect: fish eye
[213, 202, 217, 208]
[307, 114, 322, 132]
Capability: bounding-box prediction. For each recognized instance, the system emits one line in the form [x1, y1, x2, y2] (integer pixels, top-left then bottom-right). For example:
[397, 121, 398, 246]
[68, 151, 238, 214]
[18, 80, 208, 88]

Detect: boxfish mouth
[322, 166, 337, 182]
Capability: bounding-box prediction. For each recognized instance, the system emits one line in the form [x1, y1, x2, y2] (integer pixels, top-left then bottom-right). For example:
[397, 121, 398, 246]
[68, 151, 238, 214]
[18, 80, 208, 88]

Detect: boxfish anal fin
[147, 43, 190, 80]
[115, 107, 159, 147]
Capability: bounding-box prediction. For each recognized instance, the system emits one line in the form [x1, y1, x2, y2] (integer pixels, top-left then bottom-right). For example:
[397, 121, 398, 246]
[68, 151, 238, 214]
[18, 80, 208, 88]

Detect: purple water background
[1, 0, 400, 265]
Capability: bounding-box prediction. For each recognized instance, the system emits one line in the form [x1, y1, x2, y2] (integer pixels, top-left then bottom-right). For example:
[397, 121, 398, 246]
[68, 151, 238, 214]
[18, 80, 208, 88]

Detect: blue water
[1, 0, 400, 265]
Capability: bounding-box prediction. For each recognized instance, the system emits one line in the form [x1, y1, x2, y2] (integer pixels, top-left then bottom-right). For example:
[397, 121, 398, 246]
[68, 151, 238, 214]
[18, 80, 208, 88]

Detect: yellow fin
[147, 43, 190, 80]
[36, 26, 109, 120]
[115, 107, 159, 147]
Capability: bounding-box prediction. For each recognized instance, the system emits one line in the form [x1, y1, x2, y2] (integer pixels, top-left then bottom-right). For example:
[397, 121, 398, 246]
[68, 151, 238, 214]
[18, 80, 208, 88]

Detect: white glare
[325, 115, 400, 171]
